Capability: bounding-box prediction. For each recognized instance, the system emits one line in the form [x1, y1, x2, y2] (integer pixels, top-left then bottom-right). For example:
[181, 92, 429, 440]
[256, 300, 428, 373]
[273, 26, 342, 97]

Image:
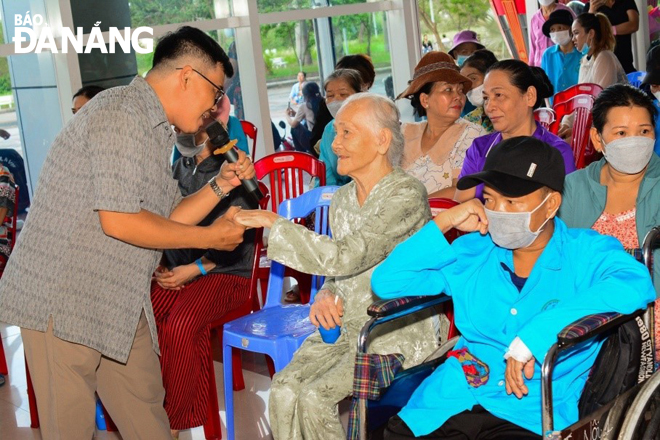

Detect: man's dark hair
[592, 84, 657, 132]
[152, 26, 234, 77]
[72, 85, 105, 101]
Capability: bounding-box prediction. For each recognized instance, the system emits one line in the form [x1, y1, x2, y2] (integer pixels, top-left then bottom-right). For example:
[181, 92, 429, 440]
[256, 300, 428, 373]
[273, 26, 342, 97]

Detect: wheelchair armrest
[367, 294, 451, 318]
[556, 310, 645, 349]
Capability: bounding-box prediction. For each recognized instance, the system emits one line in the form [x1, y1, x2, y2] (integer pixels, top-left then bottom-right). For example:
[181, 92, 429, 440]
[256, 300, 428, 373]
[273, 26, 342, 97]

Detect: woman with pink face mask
[529, 0, 575, 67]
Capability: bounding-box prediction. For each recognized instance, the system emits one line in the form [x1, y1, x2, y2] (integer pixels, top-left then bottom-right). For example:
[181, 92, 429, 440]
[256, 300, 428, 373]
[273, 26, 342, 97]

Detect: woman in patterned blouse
[397, 52, 486, 199]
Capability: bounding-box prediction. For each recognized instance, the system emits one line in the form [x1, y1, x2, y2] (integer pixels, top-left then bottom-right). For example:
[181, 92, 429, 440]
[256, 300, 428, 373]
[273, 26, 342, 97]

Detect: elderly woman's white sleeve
[266, 183, 430, 277]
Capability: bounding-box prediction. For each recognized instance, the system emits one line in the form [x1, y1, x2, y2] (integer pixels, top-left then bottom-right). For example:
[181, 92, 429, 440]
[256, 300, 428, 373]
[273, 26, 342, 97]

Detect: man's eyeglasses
[177, 67, 225, 108]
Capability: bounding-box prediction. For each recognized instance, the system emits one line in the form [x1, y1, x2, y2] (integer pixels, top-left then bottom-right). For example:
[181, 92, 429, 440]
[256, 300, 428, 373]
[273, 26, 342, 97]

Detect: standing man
[0, 26, 253, 440]
[289, 71, 307, 107]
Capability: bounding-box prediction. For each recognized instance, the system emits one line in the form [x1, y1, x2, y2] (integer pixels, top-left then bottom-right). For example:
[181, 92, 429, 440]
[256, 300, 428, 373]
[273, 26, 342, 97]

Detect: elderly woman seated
[372, 136, 654, 440]
[398, 51, 486, 198]
[234, 93, 438, 440]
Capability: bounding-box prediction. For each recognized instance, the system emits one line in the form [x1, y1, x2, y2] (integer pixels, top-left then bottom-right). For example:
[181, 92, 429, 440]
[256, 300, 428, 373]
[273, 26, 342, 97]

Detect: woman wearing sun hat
[448, 31, 485, 116]
[399, 51, 487, 199]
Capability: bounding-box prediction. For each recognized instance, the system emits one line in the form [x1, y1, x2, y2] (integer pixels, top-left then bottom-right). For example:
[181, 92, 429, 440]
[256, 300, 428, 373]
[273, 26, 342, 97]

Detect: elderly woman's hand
[434, 199, 488, 235]
[217, 150, 256, 188]
[310, 290, 344, 330]
[234, 209, 280, 229]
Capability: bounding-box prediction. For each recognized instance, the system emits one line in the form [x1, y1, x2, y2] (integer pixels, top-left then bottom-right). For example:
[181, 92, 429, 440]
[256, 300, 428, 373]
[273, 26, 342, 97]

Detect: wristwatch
[208, 177, 229, 200]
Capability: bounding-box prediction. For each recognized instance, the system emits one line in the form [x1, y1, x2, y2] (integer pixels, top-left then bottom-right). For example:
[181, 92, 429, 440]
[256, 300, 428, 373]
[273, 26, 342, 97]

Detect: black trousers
[383, 405, 541, 440]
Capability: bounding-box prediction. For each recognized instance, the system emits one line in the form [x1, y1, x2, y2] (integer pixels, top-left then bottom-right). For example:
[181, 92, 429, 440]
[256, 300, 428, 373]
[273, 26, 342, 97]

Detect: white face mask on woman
[550, 30, 572, 47]
[485, 194, 554, 249]
[176, 134, 207, 158]
[467, 84, 484, 108]
[327, 100, 344, 118]
[653, 91, 660, 102]
[601, 136, 655, 175]
[538, 0, 555, 6]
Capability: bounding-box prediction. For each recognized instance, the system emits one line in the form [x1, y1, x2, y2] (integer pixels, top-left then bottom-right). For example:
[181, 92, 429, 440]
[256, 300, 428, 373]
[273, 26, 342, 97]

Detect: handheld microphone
[205, 120, 263, 206]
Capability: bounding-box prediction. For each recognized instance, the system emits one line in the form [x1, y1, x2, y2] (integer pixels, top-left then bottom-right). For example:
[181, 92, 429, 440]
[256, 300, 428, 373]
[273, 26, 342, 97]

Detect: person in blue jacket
[372, 136, 655, 439]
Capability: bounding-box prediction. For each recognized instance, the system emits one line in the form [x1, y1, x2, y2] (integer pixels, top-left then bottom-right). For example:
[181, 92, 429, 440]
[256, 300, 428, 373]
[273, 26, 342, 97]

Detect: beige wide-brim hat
[396, 51, 473, 100]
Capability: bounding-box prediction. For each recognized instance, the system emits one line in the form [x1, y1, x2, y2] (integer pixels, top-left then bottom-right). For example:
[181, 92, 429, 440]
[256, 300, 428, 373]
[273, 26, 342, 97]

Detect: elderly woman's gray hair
[338, 93, 404, 167]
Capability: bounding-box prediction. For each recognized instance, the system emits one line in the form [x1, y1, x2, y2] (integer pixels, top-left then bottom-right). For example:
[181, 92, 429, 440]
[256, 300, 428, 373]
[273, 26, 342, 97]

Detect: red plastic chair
[253, 152, 326, 306]
[240, 120, 258, 161]
[0, 184, 18, 376]
[203, 185, 270, 440]
[551, 95, 598, 169]
[553, 83, 602, 107]
[534, 107, 556, 131]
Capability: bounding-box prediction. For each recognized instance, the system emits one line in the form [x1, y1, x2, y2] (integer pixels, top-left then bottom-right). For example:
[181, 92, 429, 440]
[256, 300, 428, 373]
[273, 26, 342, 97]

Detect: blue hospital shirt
[541, 45, 582, 104]
[372, 218, 654, 436]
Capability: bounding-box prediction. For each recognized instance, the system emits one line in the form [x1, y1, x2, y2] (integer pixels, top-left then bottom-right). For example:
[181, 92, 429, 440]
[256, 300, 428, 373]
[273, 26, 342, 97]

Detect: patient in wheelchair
[372, 136, 655, 439]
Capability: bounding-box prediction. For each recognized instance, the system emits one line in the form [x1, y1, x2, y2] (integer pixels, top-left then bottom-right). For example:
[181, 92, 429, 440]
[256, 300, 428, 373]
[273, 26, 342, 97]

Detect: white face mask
[653, 91, 660, 102]
[467, 84, 484, 107]
[485, 193, 554, 249]
[327, 99, 344, 118]
[176, 133, 207, 158]
[601, 136, 655, 175]
[539, 0, 555, 6]
[550, 30, 572, 47]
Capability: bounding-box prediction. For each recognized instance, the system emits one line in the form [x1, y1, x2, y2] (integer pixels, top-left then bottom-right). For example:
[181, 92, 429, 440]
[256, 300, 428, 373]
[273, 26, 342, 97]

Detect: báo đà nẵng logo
[12, 12, 153, 54]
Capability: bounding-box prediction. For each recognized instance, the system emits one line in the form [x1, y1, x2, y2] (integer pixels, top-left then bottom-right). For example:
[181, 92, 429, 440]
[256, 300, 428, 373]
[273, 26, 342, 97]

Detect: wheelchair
[354, 227, 660, 440]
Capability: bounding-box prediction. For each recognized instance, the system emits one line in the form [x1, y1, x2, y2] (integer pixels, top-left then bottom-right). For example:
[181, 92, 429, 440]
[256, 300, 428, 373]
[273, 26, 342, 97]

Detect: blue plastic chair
[222, 185, 339, 440]
[627, 71, 646, 88]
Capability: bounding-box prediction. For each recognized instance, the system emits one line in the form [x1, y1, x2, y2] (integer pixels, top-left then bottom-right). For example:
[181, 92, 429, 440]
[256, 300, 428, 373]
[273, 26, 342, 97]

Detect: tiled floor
[0, 322, 275, 440]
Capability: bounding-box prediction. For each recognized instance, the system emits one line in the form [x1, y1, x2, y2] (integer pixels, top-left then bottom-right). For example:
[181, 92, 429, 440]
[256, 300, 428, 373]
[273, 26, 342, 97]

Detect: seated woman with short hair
[317, 68, 363, 186]
[559, 83, 660, 296]
[398, 51, 486, 199]
[234, 93, 438, 440]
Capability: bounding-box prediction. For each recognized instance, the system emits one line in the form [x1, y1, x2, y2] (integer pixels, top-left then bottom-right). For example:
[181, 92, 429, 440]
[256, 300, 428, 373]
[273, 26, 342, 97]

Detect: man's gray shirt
[0, 76, 180, 362]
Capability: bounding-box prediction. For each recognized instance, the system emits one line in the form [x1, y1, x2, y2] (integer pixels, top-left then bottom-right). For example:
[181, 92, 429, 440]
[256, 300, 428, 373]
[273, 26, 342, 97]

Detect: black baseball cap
[457, 136, 565, 197]
[542, 9, 574, 38]
[643, 45, 660, 86]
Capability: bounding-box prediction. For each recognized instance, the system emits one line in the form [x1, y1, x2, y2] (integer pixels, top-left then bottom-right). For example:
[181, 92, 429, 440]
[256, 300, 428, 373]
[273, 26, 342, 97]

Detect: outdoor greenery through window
[418, 0, 508, 60]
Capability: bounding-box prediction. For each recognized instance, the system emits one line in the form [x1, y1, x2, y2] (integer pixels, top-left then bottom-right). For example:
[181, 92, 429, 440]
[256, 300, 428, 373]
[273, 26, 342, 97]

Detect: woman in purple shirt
[456, 60, 576, 201]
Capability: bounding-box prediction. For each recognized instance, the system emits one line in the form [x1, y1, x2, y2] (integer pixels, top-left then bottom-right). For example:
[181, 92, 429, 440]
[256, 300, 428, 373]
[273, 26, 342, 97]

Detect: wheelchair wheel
[618, 371, 660, 439]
